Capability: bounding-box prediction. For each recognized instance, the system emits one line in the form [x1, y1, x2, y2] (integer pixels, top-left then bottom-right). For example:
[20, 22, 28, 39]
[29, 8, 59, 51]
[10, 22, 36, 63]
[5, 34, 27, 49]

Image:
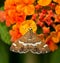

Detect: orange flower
[54, 15, 60, 23]
[46, 36, 58, 51]
[55, 5, 60, 15]
[50, 25, 60, 43]
[19, 0, 35, 4]
[9, 24, 22, 42]
[19, 0, 35, 15]
[53, 0, 60, 4]
[57, 32, 60, 39]
[16, 4, 35, 15]
[15, 0, 35, 15]
[54, 24, 60, 32]
[50, 32, 60, 43]
[42, 26, 50, 34]
[0, 10, 6, 22]
[19, 0, 35, 14]
[37, 20, 44, 27]
[4, 0, 16, 10]
[5, 10, 26, 26]
[4, 0, 35, 26]
[48, 41, 58, 52]
[4, 0, 35, 9]
[38, 0, 52, 6]
[37, 34, 45, 42]
[19, 20, 37, 35]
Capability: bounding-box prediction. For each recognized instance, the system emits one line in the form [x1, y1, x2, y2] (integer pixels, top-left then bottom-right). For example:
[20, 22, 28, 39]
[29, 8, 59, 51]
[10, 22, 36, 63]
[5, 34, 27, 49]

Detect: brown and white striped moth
[10, 29, 50, 54]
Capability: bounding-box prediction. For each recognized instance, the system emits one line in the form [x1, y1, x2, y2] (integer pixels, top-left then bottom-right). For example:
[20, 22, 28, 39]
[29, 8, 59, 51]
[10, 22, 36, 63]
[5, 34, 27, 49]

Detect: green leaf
[0, 41, 9, 63]
[0, 22, 11, 45]
[0, 6, 4, 10]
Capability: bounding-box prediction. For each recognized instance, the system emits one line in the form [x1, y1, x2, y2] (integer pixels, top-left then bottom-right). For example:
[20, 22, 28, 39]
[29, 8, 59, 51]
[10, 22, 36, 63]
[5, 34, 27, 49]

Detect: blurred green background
[0, 0, 60, 63]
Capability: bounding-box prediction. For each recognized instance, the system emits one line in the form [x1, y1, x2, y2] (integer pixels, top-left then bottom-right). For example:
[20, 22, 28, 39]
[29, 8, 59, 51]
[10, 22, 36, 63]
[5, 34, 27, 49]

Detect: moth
[10, 29, 50, 54]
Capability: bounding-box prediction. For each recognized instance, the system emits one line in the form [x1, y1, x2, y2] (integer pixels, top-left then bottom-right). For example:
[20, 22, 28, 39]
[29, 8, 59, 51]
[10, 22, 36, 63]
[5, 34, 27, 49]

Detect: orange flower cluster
[45, 25, 60, 51]
[5, 10, 26, 26]
[9, 23, 22, 42]
[4, 0, 35, 26]
[2, 0, 60, 52]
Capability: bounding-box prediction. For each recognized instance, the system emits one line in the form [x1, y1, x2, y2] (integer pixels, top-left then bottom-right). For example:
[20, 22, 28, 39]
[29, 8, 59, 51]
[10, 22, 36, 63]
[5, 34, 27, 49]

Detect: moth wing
[30, 41, 50, 54]
[10, 40, 29, 54]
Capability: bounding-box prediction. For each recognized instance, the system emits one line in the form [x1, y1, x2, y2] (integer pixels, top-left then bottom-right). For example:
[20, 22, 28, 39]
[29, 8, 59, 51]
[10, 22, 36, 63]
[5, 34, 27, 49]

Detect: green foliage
[0, 6, 4, 10]
[0, 41, 9, 63]
[0, 22, 11, 45]
[50, 46, 60, 63]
